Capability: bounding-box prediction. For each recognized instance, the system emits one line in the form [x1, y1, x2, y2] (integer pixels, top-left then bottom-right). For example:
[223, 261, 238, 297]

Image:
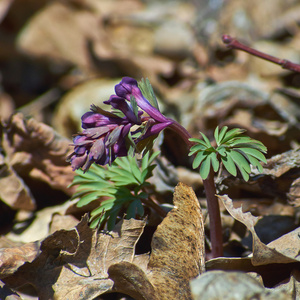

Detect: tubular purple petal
[104, 95, 141, 124]
[115, 77, 168, 123]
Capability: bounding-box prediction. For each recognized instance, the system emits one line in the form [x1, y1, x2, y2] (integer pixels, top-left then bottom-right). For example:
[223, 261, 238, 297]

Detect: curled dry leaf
[0, 240, 41, 279]
[1, 113, 74, 196]
[0, 156, 35, 210]
[1, 183, 205, 300]
[218, 194, 299, 266]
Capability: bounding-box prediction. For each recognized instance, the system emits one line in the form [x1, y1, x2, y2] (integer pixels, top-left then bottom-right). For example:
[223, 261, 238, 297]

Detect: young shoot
[189, 126, 267, 257]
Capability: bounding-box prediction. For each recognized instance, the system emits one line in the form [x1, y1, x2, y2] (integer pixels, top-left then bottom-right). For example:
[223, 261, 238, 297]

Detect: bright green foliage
[189, 126, 267, 181]
[69, 151, 159, 230]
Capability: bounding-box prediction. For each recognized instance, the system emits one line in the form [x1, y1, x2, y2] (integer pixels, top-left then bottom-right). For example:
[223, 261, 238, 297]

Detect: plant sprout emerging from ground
[68, 76, 267, 258]
[189, 127, 267, 257]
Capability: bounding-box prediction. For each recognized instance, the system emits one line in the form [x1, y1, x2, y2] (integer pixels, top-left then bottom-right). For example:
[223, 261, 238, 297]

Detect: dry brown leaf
[0, 240, 41, 279]
[218, 194, 299, 266]
[272, 269, 300, 299]
[147, 182, 205, 299]
[2, 215, 146, 299]
[1, 182, 205, 299]
[1, 113, 74, 196]
[190, 270, 289, 300]
[0, 157, 35, 210]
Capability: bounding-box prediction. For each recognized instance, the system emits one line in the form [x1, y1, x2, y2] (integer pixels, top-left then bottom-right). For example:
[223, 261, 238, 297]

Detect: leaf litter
[1, 0, 300, 299]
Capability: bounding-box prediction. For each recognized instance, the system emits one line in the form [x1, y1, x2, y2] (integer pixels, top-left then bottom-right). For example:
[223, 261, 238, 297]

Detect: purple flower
[67, 104, 139, 172]
[68, 77, 174, 172]
[115, 77, 170, 123]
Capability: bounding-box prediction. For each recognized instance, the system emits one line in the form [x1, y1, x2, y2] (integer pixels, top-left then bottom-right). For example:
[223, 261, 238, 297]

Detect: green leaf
[217, 145, 227, 157]
[230, 150, 251, 173]
[141, 165, 156, 182]
[236, 147, 267, 163]
[130, 160, 143, 183]
[245, 154, 264, 173]
[214, 126, 220, 146]
[217, 126, 228, 145]
[106, 207, 121, 230]
[189, 137, 208, 148]
[221, 153, 237, 176]
[147, 151, 160, 166]
[210, 152, 220, 173]
[192, 151, 207, 169]
[113, 157, 131, 170]
[199, 155, 211, 180]
[221, 128, 246, 144]
[200, 132, 213, 148]
[77, 191, 101, 207]
[126, 199, 144, 219]
[189, 144, 207, 156]
[90, 200, 115, 216]
[75, 181, 111, 191]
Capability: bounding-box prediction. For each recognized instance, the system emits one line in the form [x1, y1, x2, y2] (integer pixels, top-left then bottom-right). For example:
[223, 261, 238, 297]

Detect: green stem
[169, 120, 223, 258]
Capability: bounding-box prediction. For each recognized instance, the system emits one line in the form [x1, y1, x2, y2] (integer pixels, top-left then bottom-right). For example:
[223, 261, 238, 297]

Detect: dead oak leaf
[2, 183, 205, 300]
[1, 113, 74, 196]
[218, 194, 299, 266]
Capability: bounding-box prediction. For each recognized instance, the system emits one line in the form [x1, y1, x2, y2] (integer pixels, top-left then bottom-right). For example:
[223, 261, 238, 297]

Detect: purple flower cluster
[67, 77, 173, 172]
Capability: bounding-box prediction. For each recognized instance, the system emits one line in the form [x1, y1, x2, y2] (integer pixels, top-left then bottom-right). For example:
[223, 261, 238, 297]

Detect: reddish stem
[222, 34, 300, 73]
[169, 120, 223, 258]
[202, 170, 223, 257]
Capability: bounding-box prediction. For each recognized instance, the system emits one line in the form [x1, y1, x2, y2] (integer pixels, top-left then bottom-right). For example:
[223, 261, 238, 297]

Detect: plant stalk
[169, 121, 223, 258]
[202, 170, 223, 257]
[222, 34, 300, 73]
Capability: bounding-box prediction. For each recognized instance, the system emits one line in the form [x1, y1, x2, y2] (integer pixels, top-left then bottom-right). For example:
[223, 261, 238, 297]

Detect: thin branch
[222, 34, 300, 73]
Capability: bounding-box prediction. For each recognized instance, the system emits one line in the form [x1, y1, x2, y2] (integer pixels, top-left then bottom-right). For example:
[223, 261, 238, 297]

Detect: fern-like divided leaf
[189, 126, 267, 181]
[69, 151, 159, 230]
